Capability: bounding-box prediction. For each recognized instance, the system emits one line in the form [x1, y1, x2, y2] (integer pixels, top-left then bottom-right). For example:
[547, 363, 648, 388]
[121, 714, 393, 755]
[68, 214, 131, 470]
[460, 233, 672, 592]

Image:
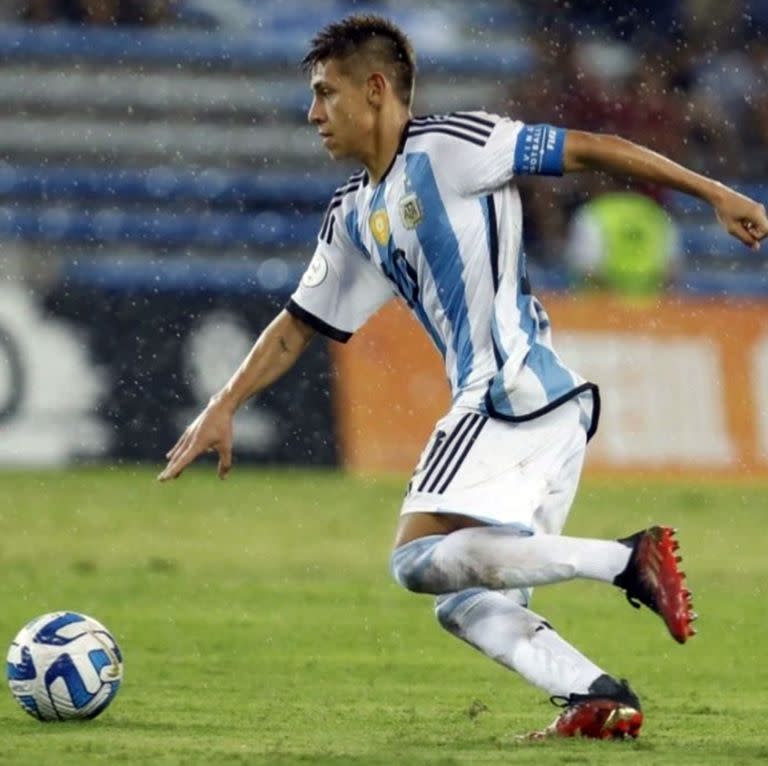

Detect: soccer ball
[6, 611, 123, 721]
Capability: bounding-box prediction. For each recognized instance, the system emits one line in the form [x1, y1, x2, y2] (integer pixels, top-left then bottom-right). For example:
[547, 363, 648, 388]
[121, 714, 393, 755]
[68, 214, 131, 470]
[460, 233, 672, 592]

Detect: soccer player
[158, 15, 768, 739]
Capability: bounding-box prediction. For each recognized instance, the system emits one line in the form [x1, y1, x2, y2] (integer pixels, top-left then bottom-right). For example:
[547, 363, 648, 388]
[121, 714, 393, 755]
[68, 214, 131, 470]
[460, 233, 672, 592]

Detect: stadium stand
[0, 1, 766, 296]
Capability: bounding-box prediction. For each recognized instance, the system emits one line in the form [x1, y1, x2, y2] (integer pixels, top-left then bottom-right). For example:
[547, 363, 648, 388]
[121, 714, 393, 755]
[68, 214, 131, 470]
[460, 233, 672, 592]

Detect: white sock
[436, 588, 604, 697]
[392, 528, 631, 593]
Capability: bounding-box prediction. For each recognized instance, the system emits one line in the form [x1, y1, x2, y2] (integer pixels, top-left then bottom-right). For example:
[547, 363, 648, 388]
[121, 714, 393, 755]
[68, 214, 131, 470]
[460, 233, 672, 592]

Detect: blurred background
[0, 0, 767, 476]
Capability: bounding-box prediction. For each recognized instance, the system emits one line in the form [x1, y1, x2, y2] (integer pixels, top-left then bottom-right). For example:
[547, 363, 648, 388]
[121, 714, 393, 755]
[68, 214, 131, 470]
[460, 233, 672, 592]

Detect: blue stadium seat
[0, 24, 533, 74]
[680, 269, 768, 297]
[0, 165, 341, 207]
[0, 205, 321, 247]
[61, 255, 304, 294]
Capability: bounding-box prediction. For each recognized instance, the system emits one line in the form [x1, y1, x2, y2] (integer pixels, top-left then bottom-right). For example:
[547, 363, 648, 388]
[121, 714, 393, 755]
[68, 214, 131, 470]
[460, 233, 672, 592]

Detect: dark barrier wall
[41, 268, 338, 466]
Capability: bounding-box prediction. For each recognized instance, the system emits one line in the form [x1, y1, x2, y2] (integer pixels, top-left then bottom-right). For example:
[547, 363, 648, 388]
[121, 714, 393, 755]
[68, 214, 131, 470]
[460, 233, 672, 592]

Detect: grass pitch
[1, 467, 767, 765]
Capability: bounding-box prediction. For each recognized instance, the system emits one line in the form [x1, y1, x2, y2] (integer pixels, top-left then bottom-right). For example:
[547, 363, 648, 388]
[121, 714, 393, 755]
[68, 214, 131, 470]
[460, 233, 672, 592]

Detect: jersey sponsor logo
[301, 253, 328, 287]
[398, 192, 423, 229]
[369, 210, 390, 246]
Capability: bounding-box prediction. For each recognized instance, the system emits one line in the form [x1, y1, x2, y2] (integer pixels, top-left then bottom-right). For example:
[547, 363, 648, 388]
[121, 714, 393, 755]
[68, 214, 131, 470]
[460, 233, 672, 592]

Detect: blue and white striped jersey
[288, 112, 598, 435]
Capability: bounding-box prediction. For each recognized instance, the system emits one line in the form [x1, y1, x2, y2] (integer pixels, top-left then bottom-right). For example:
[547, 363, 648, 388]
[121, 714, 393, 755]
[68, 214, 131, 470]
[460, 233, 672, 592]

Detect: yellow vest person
[564, 192, 680, 295]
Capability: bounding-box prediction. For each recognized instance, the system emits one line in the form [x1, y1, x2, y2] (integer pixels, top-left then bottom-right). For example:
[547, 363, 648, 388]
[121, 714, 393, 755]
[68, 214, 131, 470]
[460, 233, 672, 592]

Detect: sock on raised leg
[391, 527, 632, 594]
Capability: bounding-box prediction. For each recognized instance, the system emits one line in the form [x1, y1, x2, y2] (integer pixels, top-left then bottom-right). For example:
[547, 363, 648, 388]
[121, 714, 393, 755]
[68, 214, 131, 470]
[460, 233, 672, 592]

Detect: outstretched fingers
[217, 441, 233, 480]
[158, 441, 197, 481]
[165, 429, 192, 463]
[158, 404, 234, 482]
[159, 435, 214, 481]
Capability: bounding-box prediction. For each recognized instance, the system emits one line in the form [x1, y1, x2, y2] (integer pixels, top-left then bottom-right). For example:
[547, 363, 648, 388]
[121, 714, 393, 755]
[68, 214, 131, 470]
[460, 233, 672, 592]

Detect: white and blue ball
[6, 611, 123, 721]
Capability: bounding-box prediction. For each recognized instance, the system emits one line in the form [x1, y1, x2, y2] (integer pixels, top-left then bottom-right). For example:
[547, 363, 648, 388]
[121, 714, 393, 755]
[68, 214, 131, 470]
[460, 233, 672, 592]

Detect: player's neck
[361, 111, 410, 185]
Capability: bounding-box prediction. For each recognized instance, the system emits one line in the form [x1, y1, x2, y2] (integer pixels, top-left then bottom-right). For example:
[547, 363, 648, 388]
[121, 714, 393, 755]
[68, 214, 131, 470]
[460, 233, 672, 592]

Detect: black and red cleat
[614, 526, 697, 644]
[523, 677, 643, 740]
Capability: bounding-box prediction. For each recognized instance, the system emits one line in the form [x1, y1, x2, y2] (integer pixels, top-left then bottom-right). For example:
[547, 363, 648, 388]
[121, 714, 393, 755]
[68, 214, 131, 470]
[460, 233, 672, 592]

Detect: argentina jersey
[288, 111, 599, 438]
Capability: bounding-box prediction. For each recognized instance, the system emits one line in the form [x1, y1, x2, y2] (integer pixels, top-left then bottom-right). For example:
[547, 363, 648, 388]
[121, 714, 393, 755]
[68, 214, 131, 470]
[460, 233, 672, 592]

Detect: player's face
[308, 59, 375, 161]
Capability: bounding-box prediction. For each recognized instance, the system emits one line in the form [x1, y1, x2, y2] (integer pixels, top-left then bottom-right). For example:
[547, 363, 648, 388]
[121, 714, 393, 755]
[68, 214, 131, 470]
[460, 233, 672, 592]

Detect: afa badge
[369, 210, 390, 246]
[399, 192, 423, 229]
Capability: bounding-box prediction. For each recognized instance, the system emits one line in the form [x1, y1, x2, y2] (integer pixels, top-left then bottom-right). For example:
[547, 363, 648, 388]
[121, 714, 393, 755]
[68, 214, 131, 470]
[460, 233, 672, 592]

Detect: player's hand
[713, 188, 768, 250]
[157, 398, 234, 482]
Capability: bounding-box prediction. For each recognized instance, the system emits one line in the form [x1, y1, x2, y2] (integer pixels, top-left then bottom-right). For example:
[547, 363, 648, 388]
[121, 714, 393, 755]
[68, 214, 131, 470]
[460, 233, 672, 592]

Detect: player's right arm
[158, 309, 315, 482]
[159, 178, 393, 483]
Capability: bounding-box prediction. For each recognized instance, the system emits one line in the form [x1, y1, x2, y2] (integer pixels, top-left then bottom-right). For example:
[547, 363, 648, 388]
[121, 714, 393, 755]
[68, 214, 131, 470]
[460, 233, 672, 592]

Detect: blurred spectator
[73, 0, 121, 24]
[507, 32, 689, 266]
[23, 0, 171, 24]
[4, 0, 765, 280]
[563, 191, 681, 295]
[549, 41, 688, 159]
[0, 1, 25, 22]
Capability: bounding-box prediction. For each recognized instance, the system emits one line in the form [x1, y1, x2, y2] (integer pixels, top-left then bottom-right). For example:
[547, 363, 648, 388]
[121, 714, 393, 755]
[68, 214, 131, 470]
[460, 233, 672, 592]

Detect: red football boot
[613, 526, 697, 644]
[524, 677, 643, 741]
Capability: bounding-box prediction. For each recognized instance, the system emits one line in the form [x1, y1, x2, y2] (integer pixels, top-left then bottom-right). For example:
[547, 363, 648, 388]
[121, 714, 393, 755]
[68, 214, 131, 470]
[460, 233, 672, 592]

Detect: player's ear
[367, 72, 387, 108]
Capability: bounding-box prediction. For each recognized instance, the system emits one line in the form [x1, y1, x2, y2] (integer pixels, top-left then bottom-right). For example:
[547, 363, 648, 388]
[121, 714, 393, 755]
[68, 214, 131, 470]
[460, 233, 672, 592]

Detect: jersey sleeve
[438, 112, 567, 196]
[287, 204, 395, 343]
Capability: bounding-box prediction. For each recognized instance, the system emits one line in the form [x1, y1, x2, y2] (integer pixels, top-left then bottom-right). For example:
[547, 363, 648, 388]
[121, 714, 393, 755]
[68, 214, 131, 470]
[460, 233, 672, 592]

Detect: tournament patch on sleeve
[513, 124, 565, 176]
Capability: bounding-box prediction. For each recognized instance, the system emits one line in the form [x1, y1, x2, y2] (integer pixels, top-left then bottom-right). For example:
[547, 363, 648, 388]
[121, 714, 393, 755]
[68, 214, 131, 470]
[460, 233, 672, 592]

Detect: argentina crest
[369, 209, 390, 245]
[399, 191, 423, 229]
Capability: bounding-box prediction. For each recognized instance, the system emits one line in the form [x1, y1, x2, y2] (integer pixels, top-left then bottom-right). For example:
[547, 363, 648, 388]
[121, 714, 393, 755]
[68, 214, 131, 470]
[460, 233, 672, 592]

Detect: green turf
[1, 468, 766, 765]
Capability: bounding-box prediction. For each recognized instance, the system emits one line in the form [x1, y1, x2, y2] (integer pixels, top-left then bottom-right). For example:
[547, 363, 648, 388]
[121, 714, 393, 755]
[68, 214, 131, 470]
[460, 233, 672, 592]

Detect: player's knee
[434, 593, 457, 629]
[434, 589, 486, 631]
[434, 591, 465, 630]
[389, 535, 444, 593]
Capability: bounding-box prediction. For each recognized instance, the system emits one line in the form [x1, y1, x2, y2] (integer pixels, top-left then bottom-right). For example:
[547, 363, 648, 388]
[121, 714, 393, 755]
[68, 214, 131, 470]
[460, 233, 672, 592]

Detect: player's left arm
[563, 130, 768, 250]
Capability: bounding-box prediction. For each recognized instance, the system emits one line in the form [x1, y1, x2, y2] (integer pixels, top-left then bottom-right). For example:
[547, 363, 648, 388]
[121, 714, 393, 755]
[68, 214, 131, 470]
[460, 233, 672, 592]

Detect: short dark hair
[301, 15, 416, 107]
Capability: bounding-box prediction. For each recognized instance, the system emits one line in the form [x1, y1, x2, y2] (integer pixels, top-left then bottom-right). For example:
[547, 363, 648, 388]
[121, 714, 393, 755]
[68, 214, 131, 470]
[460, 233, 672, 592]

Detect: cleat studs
[675, 555, 683, 563]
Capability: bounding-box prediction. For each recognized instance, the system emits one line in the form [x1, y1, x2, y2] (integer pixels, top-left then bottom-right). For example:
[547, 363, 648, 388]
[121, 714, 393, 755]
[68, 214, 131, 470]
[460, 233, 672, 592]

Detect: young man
[158, 15, 767, 739]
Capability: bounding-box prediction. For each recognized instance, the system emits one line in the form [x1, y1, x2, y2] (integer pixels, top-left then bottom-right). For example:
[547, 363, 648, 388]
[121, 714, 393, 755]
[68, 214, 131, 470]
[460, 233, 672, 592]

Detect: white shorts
[400, 395, 592, 534]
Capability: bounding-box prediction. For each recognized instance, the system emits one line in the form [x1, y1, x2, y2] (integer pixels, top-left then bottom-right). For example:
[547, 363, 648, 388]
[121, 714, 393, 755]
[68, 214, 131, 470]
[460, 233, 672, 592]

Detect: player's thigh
[400, 398, 588, 533]
[394, 510, 487, 548]
[531, 441, 586, 536]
